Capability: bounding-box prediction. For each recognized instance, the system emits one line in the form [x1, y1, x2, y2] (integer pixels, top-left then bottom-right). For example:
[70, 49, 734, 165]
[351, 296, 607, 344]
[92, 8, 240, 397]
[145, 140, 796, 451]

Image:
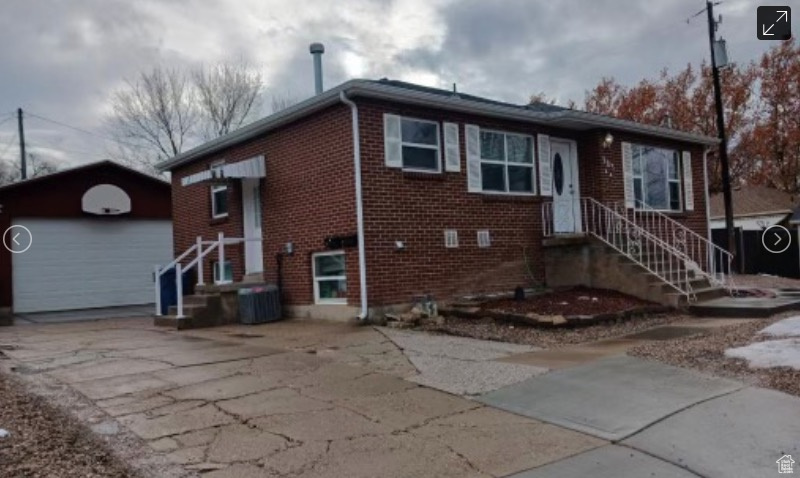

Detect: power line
[0, 131, 18, 158]
[24, 112, 148, 150]
[27, 140, 109, 160]
[0, 114, 15, 129]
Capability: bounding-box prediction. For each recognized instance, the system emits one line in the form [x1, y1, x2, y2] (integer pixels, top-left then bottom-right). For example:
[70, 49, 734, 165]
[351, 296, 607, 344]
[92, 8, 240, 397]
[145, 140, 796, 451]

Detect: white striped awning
[181, 155, 266, 186]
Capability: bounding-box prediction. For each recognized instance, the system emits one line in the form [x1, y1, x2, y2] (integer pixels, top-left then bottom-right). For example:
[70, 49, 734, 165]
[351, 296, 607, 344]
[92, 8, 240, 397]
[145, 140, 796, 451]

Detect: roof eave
[158, 79, 719, 172]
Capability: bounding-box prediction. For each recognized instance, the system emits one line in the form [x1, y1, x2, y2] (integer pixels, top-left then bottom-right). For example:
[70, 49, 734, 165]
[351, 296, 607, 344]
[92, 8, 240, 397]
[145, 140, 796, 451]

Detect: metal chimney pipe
[309, 43, 325, 95]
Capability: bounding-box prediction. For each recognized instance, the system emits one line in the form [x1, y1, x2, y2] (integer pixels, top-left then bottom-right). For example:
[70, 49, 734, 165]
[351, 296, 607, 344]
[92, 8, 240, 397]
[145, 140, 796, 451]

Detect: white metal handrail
[620, 200, 735, 291]
[543, 198, 699, 300]
[154, 232, 262, 318]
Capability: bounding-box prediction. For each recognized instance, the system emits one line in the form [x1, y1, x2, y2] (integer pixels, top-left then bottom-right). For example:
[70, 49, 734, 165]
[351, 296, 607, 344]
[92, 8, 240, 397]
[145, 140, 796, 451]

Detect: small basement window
[444, 230, 459, 248]
[210, 162, 228, 218]
[212, 260, 233, 284]
[313, 251, 347, 304]
[477, 230, 491, 248]
[401, 118, 441, 172]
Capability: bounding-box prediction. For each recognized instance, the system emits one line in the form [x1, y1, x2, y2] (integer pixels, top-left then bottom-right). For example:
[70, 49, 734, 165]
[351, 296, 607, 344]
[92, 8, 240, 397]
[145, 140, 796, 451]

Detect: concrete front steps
[154, 281, 262, 330]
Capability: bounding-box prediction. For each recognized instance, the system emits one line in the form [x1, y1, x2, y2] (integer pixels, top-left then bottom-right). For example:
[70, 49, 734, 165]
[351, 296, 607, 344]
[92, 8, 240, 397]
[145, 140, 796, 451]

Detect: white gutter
[339, 91, 369, 320]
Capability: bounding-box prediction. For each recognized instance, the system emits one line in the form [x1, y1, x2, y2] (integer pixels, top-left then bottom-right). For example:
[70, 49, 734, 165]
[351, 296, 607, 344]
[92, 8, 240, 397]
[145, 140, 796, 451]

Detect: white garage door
[12, 219, 173, 313]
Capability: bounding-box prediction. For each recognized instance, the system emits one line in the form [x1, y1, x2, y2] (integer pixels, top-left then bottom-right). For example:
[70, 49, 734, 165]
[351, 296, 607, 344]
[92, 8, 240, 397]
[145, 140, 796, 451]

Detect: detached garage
[0, 161, 172, 317]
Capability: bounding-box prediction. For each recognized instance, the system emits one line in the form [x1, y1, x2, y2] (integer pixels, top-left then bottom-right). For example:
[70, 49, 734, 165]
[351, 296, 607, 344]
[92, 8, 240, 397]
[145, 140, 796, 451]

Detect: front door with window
[551, 139, 582, 234]
[241, 178, 263, 275]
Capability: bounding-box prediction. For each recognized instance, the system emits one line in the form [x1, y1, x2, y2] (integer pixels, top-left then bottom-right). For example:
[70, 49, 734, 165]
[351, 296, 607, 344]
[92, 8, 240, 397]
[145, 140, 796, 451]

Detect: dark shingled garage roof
[710, 185, 796, 219]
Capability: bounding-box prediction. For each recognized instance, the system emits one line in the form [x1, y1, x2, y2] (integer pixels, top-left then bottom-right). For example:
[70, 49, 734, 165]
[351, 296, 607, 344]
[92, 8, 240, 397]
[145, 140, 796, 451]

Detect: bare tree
[109, 67, 197, 173]
[269, 91, 298, 114]
[194, 63, 263, 138]
[0, 155, 59, 186]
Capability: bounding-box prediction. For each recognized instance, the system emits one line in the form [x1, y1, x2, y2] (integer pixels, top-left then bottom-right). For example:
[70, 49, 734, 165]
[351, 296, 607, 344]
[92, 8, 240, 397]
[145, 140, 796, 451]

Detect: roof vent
[309, 43, 325, 95]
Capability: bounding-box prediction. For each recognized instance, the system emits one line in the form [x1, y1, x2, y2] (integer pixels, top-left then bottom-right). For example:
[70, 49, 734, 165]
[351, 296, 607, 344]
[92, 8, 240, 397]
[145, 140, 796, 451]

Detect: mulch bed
[0, 371, 138, 478]
[481, 286, 654, 316]
[629, 314, 800, 398]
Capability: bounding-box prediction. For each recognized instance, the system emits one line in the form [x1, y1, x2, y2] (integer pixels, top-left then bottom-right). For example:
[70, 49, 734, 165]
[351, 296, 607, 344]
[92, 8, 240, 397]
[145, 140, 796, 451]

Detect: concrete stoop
[154, 282, 254, 329]
[544, 236, 728, 308]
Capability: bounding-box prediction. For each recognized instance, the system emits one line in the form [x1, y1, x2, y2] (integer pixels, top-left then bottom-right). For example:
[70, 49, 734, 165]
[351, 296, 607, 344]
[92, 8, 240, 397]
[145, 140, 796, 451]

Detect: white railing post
[196, 236, 204, 286]
[176, 262, 184, 318]
[217, 231, 225, 284]
[154, 265, 162, 316]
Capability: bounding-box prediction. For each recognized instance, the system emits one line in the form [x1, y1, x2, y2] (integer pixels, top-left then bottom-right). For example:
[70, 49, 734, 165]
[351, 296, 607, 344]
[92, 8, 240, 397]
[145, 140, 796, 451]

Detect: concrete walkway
[1, 318, 797, 477]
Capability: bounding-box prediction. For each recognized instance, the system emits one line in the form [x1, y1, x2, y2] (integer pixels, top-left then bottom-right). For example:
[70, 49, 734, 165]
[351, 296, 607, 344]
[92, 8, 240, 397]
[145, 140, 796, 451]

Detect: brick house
[157, 79, 725, 322]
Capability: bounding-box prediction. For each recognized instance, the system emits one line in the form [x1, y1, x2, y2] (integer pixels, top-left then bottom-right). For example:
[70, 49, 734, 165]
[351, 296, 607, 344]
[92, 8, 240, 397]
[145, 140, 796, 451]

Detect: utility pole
[706, 1, 736, 269]
[17, 108, 26, 180]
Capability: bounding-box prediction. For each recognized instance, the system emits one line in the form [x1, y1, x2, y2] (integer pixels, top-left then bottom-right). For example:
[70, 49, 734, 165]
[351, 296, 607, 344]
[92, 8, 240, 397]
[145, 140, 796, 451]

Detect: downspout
[703, 146, 713, 272]
[340, 91, 369, 320]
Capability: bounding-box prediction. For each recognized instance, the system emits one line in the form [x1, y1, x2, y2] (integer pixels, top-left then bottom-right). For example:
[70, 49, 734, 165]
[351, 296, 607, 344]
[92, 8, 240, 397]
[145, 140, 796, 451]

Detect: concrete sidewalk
[480, 355, 800, 477]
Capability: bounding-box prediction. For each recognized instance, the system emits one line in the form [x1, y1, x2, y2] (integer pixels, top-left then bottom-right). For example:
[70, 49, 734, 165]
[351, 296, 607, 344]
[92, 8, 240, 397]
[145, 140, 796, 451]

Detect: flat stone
[158, 345, 282, 367]
[164, 374, 280, 401]
[251, 407, 392, 442]
[73, 373, 173, 400]
[204, 464, 271, 478]
[97, 393, 174, 417]
[90, 420, 120, 436]
[301, 372, 417, 402]
[173, 428, 218, 448]
[478, 355, 743, 440]
[125, 404, 236, 440]
[412, 407, 604, 477]
[408, 354, 547, 396]
[261, 441, 329, 476]
[217, 387, 331, 419]
[341, 387, 480, 430]
[296, 434, 490, 478]
[507, 445, 698, 478]
[207, 424, 287, 463]
[152, 360, 249, 387]
[149, 437, 179, 452]
[48, 358, 173, 383]
[166, 445, 207, 465]
[624, 387, 800, 478]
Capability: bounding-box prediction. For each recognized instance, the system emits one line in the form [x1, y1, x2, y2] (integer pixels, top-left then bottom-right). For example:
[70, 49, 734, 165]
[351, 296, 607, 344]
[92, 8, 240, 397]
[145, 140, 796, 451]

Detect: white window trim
[400, 117, 442, 174]
[210, 161, 229, 219]
[212, 260, 233, 284]
[479, 129, 536, 195]
[312, 251, 347, 305]
[477, 230, 491, 248]
[444, 229, 459, 248]
[631, 144, 683, 212]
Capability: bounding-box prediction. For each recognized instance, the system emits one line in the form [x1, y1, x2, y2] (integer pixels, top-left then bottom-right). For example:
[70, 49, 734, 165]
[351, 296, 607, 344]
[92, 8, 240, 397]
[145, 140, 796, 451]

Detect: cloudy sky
[0, 0, 782, 169]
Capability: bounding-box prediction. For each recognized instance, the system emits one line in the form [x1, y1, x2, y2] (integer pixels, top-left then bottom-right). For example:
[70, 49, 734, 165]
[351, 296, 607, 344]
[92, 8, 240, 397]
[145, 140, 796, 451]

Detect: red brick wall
[169, 97, 710, 310]
[170, 104, 357, 306]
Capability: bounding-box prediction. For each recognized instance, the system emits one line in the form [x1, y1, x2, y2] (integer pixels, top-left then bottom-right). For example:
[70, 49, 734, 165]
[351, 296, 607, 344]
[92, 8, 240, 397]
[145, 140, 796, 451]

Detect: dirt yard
[480, 287, 653, 316]
[0, 372, 138, 478]
[629, 314, 800, 398]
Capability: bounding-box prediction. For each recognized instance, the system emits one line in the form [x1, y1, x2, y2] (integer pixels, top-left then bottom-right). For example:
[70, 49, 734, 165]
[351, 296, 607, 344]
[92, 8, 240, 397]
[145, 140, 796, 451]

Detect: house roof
[0, 160, 169, 195]
[156, 78, 718, 172]
[709, 185, 796, 219]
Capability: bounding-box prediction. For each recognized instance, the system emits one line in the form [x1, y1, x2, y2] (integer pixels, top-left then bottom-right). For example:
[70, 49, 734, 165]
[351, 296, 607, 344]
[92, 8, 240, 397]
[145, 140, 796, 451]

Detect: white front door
[551, 139, 582, 234]
[241, 178, 263, 274]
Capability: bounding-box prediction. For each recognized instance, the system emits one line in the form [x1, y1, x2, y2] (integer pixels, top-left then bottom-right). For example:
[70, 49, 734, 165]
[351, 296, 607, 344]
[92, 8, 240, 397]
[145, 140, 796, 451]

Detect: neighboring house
[0, 161, 172, 316]
[710, 186, 800, 278]
[157, 79, 719, 321]
[709, 185, 795, 231]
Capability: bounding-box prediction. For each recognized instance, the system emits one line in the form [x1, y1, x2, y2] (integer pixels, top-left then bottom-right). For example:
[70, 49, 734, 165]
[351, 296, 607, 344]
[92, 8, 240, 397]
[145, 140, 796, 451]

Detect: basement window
[210, 162, 228, 218]
[477, 230, 491, 248]
[212, 260, 233, 284]
[632, 145, 681, 212]
[444, 230, 459, 248]
[313, 251, 347, 304]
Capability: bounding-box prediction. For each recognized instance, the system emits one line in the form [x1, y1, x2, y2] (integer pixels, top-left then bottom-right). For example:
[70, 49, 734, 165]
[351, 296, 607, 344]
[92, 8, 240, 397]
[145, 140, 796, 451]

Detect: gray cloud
[0, 0, 775, 169]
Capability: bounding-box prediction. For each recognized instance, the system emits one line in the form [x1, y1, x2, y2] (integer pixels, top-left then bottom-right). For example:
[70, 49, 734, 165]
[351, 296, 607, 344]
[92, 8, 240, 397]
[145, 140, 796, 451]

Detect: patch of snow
[759, 316, 800, 337]
[725, 339, 800, 369]
[0, 429, 9, 438]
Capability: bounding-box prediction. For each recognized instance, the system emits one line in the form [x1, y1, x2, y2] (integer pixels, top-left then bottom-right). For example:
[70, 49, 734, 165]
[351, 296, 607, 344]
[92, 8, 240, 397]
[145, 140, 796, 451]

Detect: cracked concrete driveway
[0, 319, 602, 477]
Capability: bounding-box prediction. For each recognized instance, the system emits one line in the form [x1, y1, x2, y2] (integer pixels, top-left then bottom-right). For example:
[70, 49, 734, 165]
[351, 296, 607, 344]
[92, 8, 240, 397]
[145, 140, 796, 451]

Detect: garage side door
[12, 219, 173, 313]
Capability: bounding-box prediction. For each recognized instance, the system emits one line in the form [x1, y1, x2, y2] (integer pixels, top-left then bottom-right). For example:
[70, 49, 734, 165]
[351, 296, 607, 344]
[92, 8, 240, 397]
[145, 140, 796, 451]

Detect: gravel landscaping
[732, 274, 800, 290]
[419, 312, 686, 348]
[0, 371, 138, 478]
[629, 313, 800, 398]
